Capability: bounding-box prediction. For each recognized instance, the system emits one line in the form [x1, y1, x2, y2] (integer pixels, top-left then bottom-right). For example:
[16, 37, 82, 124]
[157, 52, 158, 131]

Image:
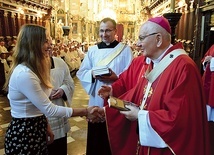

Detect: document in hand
[92, 66, 111, 76]
[108, 96, 133, 111]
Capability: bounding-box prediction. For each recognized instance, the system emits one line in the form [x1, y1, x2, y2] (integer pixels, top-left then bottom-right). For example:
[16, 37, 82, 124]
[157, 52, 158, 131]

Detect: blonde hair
[4, 24, 52, 89]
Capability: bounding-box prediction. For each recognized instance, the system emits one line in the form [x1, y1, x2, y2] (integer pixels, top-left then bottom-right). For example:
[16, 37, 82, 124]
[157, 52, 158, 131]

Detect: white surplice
[76, 43, 133, 107]
[48, 57, 75, 140]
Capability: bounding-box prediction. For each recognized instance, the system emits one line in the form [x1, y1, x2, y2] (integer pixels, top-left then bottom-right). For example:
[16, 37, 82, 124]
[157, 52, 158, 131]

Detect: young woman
[4, 24, 97, 155]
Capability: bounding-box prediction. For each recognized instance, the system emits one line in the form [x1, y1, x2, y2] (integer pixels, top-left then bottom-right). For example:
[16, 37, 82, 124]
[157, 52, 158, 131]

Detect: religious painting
[57, 16, 65, 25]
[57, 9, 66, 25]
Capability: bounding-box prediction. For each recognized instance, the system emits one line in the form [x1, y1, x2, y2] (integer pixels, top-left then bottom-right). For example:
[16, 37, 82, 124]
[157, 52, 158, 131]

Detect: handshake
[86, 106, 106, 123]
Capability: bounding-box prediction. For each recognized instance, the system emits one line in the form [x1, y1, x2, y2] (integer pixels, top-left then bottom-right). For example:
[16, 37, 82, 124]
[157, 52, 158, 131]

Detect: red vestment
[201, 44, 214, 107]
[105, 55, 149, 155]
[201, 44, 214, 155]
[112, 55, 149, 98]
[105, 43, 210, 155]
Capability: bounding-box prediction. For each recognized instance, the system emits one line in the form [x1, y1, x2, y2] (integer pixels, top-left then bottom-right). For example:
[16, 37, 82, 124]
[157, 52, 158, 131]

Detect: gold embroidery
[143, 104, 147, 110]
[148, 88, 153, 96]
[143, 84, 153, 97]
[141, 85, 153, 110]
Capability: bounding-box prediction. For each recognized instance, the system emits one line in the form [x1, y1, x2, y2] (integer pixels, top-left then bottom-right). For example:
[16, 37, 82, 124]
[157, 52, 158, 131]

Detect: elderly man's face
[137, 23, 159, 59]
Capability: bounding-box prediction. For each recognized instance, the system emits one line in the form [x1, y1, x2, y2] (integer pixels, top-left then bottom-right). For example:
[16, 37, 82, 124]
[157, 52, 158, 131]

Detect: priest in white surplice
[47, 55, 75, 155]
[76, 17, 133, 155]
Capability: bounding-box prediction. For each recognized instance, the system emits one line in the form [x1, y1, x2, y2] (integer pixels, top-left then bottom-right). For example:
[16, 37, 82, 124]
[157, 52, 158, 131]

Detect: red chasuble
[112, 55, 149, 98]
[202, 44, 214, 107]
[105, 43, 210, 155]
[201, 45, 214, 155]
[105, 55, 148, 155]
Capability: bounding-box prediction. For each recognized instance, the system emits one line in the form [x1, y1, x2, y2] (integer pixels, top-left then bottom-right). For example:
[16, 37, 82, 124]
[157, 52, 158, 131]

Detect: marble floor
[0, 76, 89, 155]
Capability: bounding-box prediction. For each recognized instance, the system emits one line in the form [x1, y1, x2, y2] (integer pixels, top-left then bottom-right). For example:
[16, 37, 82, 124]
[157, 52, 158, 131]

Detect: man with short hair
[76, 17, 133, 155]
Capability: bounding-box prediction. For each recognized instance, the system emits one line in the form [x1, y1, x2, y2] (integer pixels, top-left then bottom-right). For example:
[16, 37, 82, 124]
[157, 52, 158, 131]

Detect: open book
[108, 96, 137, 111]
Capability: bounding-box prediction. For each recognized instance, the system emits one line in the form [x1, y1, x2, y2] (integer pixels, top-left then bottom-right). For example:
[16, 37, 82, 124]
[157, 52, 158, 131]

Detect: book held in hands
[92, 66, 111, 77]
[108, 96, 132, 111]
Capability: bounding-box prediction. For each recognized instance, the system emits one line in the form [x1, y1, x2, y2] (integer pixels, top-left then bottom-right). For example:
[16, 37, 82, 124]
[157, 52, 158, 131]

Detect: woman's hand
[46, 123, 54, 145]
[87, 106, 105, 123]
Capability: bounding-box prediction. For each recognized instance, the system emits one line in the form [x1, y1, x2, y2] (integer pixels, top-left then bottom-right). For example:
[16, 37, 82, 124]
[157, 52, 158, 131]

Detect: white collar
[152, 44, 173, 68]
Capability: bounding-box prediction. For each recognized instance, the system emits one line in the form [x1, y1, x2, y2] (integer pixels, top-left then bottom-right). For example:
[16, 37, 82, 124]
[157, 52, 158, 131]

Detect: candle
[170, 0, 175, 13]
[65, 13, 68, 26]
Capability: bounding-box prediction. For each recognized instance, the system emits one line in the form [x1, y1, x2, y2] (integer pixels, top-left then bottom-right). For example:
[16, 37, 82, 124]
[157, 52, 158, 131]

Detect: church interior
[0, 0, 214, 69]
[0, 0, 214, 154]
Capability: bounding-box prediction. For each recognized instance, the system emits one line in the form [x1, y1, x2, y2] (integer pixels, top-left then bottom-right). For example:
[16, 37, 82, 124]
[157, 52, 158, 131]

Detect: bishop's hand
[98, 85, 111, 99]
[120, 105, 139, 121]
[86, 106, 105, 123]
[204, 56, 212, 63]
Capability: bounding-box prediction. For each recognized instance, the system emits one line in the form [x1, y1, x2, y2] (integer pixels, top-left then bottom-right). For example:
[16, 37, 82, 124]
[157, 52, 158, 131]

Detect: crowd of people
[0, 39, 88, 92]
[0, 40, 139, 97]
[1, 15, 214, 155]
[50, 41, 85, 75]
[0, 40, 15, 94]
